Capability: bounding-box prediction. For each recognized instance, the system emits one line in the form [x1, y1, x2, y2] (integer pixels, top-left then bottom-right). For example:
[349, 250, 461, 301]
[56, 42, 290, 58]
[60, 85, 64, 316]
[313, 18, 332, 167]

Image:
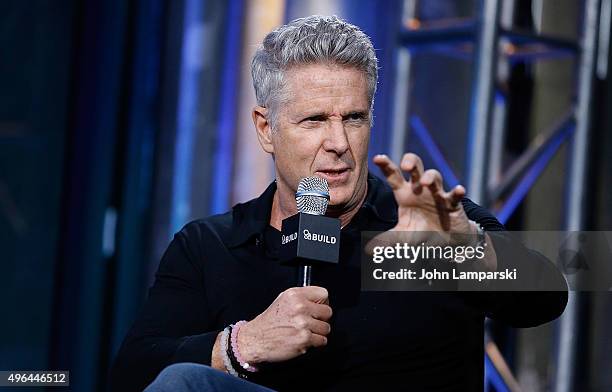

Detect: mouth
[315, 168, 351, 183]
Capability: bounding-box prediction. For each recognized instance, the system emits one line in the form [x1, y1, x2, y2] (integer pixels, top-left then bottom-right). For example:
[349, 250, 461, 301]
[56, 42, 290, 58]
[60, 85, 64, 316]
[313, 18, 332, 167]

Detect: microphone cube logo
[303, 229, 337, 244]
[303, 229, 311, 240]
[280, 212, 341, 265]
[282, 232, 298, 245]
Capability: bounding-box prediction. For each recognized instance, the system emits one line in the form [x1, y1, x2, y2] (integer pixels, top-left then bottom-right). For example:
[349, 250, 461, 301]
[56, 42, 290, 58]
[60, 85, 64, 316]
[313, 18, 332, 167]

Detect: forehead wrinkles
[286, 66, 367, 94]
[283, 65, 369, 111]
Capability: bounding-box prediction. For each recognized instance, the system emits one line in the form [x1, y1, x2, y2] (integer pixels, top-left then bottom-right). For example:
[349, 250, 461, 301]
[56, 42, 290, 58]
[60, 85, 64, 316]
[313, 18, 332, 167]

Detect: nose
[322, 118, 349, 155]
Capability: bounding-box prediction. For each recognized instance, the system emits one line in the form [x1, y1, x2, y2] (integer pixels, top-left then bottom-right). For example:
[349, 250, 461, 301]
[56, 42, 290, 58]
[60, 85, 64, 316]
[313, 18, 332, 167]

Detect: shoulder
[176, 210, 235, 248]
[176, 193, 263, 250]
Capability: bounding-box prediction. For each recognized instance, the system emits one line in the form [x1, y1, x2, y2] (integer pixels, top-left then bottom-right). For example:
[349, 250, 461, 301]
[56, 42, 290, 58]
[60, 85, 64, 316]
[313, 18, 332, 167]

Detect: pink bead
[231, 320, 259, 372]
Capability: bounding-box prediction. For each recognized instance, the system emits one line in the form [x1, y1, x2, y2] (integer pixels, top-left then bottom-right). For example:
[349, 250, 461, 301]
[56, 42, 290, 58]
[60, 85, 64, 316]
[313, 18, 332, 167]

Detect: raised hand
[373, 153, 473, 235]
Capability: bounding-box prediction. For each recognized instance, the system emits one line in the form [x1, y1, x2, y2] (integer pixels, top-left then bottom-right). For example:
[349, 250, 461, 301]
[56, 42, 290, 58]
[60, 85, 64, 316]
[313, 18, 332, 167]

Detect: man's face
[267, 64, 371, 211]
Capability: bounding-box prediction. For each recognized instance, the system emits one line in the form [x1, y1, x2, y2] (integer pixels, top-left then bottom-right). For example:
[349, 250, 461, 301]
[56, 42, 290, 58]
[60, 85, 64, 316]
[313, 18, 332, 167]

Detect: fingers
[420, 169, 443, 195]
[298, 307, 332, 351]
[295, 329, 327, 352]
[294, 316, 331, 350]
[294, 286, 328, 303]
[374, 151, 467, 210]
[293, 315, 330, 336]
[284, 287, 332, 322]
[446, 185, 466, 208]
[309, 302, 333, 321]
[372, 154, 406, 190]
[308, 319, 331, 336]
[309, 332, 328, 348]
[421, 169, 466, 210]
[400, 153, 424, 184]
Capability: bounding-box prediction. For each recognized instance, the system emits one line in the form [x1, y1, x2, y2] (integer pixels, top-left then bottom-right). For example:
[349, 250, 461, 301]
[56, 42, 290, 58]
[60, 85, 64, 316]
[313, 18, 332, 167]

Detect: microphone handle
[300, 265, 312, 286]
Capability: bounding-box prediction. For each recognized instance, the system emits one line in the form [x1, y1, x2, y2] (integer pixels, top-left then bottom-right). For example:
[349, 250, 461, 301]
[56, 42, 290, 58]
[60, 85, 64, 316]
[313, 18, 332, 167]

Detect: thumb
[302, 286, 329, 303]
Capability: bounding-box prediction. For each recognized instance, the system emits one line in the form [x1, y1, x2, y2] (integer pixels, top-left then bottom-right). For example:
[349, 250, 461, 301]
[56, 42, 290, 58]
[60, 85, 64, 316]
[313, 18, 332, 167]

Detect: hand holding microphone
[236, 286, 332, 364]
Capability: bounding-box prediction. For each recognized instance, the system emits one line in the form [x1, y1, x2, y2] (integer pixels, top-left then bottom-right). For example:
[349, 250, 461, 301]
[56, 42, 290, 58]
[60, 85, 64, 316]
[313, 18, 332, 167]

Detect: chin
[327, 189, 352, 209]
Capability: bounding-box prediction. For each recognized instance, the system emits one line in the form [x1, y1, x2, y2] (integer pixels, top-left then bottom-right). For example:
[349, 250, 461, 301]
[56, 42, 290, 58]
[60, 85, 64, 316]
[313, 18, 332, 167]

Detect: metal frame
[556, 1, 601, 391]
[390, 0, 603, 389]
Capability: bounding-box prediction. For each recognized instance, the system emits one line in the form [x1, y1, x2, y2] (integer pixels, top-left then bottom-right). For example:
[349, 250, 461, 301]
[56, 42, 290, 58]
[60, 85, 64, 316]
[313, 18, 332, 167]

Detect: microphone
[280, 176, 341, 286]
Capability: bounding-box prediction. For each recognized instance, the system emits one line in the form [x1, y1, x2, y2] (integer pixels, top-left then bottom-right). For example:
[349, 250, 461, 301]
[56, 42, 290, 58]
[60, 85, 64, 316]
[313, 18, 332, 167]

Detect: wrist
[468, 221, 497, 271]
[236, 321, 264, 365]
[232, 321, 259, 372]
[211, 332, 226, 371]
[468, 220, 485, 247]
[220, 326, 241, 377]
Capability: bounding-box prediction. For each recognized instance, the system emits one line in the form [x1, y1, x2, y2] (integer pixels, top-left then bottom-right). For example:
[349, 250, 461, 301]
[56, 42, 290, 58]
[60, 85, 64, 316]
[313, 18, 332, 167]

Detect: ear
[253, 106, 274, 154]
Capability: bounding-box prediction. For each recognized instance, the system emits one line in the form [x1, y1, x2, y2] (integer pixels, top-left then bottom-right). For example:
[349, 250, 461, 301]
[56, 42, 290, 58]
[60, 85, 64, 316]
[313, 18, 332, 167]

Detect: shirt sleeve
[460, 198, 568, 328]
[109, 222, 220, 392]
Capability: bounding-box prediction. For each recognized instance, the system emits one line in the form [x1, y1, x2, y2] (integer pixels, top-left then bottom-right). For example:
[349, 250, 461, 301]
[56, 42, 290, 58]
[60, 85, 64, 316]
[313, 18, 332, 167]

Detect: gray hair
[251, 15, 379, 130]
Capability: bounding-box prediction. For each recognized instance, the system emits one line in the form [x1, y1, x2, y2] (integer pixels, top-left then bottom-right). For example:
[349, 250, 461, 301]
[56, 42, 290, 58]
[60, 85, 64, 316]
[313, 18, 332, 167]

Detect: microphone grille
[296, 176, 330, 215]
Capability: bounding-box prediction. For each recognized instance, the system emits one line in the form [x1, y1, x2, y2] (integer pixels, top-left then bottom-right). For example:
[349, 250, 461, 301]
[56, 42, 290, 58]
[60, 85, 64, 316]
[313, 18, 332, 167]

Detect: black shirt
[110, 173, 567, 391]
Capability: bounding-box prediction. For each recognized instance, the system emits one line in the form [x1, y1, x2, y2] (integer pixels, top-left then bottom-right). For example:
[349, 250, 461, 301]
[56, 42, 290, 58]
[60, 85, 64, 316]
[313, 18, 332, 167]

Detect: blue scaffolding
[389, 0, 607, 390]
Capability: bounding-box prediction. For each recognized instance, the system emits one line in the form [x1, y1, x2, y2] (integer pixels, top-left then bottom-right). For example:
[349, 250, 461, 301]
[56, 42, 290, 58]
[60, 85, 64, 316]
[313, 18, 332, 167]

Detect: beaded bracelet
[226, 325, 248, 379]
[231, 321, 259, 373]
[220, 326, 240, 377]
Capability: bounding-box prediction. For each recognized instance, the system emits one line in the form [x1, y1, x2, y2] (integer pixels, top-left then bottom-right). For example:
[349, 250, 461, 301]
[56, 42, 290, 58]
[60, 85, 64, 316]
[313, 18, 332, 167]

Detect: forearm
[211, 332, 226, 372]
[463, 232, 568, 327]
[462, 200, 568, 326]
[211, 322, 266, 371]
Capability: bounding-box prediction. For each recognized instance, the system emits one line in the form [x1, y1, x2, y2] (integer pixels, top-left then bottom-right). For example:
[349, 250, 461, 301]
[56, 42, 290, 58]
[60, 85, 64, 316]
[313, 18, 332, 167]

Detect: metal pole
[555, 1, 600, 391]
[465, 0, 501, 204]
[597, 0, 611, 79]
[390, 48, 412, 164]
[487, 0, 514, 193]
[389, 0, 417, 164]
[301, 265, 312, 287]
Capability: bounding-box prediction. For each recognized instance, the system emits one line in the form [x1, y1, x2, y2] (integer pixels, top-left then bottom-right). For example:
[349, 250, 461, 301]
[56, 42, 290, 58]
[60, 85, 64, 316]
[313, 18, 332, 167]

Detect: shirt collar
[227, 172, 397, 248]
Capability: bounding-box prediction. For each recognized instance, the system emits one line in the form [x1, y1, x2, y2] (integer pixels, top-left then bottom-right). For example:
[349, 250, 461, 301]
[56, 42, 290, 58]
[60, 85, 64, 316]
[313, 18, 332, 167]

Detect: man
[110, 15, 567, 391]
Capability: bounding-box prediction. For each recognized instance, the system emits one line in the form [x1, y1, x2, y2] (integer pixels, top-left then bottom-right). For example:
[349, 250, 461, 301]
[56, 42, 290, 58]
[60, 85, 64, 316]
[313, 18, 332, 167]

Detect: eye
[303, 115, 326, 123]
[299, 115, 327, 128]
[344, 112, 368, 123]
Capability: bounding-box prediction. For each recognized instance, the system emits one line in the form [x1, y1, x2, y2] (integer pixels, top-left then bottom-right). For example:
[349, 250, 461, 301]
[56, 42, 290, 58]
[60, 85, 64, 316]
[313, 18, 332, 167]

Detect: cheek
[277, 139, 317, 162]
[273, 132, 322, 170]
[349, 130, 370, 161]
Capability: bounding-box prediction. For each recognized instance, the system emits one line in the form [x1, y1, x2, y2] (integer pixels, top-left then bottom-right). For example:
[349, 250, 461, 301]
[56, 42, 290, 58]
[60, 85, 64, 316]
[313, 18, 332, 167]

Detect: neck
[269, 182, 367, 230]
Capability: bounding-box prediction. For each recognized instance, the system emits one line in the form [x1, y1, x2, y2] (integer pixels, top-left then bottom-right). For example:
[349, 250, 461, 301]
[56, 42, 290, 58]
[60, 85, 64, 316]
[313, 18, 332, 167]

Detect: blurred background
[1, 0, 611, 391]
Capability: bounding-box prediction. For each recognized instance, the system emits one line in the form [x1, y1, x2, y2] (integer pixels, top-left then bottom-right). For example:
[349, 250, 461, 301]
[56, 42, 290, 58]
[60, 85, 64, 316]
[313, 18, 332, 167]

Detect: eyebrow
[343, 111, 369, 119]
[297, 110, 369, 121]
